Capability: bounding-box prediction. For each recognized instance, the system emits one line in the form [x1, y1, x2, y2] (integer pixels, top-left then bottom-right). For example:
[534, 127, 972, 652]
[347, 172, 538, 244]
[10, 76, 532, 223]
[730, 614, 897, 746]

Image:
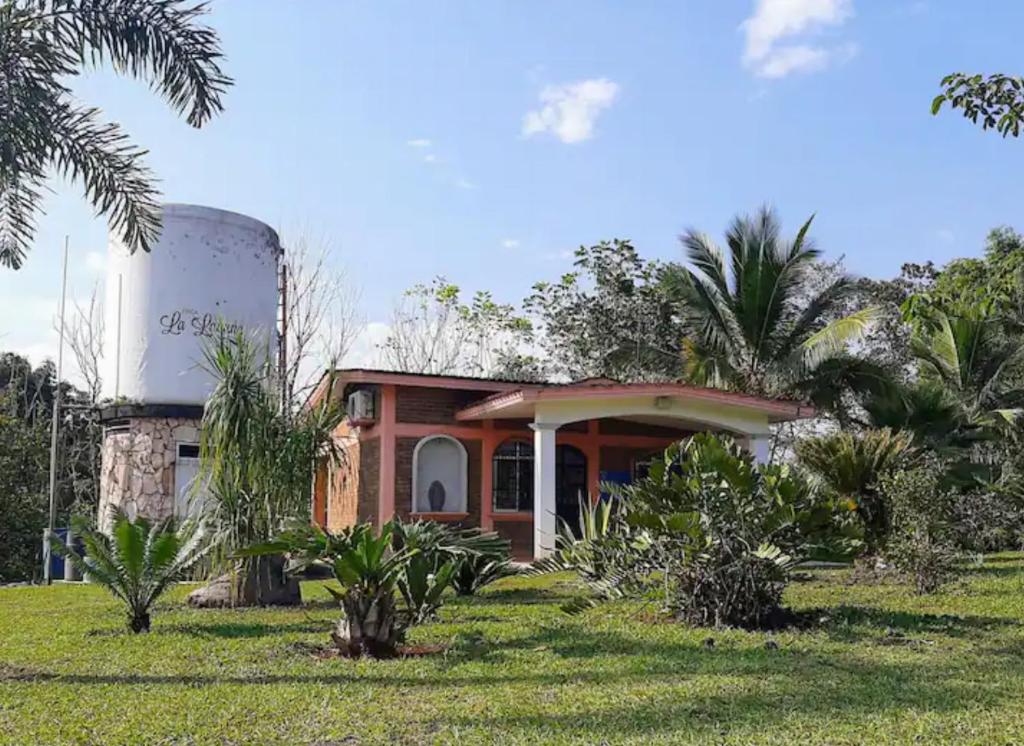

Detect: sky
[3, 0, 1024, 383]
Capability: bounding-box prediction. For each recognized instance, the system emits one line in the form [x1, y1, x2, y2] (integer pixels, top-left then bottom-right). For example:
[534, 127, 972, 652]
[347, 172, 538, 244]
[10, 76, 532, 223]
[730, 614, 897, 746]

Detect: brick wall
[494, 521, 533, 560]
[357, 437, 380, 526]
[395, 386, 494, 426]
[326, 440, 360, 532]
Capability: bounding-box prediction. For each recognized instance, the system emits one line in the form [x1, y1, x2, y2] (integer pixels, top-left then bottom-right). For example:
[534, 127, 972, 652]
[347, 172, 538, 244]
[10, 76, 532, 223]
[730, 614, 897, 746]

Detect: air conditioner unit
[346, 389, 376, 423]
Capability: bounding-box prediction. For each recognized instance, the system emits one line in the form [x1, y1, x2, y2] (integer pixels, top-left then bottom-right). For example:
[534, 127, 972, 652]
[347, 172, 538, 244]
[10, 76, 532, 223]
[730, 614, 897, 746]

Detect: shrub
[881, 463, 960, 594]
[541, 434, 845, 627]
[950, 488, 1024, 552]
[795, 428, 916, 554]
[51, 510, 209, 632]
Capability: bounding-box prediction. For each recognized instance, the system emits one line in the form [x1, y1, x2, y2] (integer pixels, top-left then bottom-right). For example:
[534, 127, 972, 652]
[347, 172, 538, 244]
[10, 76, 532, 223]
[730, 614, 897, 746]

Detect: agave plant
[51, 510, 209, 633]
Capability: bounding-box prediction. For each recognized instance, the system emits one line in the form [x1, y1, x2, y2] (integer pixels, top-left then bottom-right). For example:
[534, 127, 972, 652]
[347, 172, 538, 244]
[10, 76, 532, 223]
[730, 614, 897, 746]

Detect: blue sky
[3, 0, 1024, 375]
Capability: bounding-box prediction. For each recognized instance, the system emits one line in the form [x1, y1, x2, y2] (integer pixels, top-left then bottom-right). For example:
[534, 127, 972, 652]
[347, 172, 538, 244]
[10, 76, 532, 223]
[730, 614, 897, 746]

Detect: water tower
[97, 204, 281, 526]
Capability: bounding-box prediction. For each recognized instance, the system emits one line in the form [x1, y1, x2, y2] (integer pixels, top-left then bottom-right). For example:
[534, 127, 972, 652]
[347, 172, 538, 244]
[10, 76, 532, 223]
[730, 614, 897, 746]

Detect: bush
[950, 488, 1024, 552]
[542, 434, 845, 628]
[881, 463, 960, 594]
[0, 411, 48, 583]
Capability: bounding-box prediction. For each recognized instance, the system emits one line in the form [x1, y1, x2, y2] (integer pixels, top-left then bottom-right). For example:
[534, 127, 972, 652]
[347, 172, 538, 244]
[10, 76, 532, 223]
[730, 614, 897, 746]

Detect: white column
[530, 422, 558, 560]
[750, 433, 772, 464]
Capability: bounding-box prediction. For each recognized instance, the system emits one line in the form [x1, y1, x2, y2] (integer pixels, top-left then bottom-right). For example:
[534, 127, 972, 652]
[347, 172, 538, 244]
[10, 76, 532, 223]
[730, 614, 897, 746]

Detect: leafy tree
[932, 73, 1024, 138]
[382, 277, 541, 379]
[198, 330, 344, 605]
[0, 392, 48, 581]
[0, 0, 231, 269]
[672, 206, 882, 413]
[51, 509, 209, 632]
[524, 240, 684, 382]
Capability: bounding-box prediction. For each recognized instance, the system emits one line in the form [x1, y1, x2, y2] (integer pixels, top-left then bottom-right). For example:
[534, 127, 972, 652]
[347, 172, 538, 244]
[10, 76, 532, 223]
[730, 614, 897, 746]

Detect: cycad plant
[674, 206, 881, 411]
[391, 519, 514, 601]
[243, 521, 419, 658]
[51, 509, 209, 632]
[0, 0, 231, 269]
[198, 329, 344, 605]
[796, 428, 916, 553]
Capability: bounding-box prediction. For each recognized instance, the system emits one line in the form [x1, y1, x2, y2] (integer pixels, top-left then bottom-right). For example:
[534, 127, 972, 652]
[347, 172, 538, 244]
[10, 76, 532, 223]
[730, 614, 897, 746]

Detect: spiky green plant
[50, 509, 209, 632]
[198, 329, 344, 605]
[243, 521, 420, 658]
[673, 206, 880, 410]
[391, 519, 514, 602]
[0, 0, 232, 269]
[796, 428, 916, 553]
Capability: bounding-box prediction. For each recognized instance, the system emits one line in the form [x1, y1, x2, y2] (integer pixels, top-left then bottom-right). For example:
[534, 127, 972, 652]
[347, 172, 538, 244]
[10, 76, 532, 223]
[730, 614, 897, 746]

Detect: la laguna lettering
[159, 309, 244, 338]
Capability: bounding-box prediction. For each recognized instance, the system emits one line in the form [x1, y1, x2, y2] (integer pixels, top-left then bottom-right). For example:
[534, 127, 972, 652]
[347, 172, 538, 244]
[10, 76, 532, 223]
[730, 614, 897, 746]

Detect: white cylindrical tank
[101, 204, 281, 405]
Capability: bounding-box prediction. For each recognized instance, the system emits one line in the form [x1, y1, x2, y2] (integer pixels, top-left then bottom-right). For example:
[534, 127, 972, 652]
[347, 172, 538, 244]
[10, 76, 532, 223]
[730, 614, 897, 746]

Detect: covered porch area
[457, 381, 812, 560]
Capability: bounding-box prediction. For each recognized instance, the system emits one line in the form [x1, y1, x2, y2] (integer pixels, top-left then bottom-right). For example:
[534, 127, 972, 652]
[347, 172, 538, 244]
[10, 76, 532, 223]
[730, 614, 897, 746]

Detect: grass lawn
[3, 557, 1024, 745]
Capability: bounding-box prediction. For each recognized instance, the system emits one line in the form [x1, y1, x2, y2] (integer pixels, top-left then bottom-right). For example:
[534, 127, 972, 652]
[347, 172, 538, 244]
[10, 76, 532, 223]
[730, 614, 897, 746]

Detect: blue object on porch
[49, 527, 69, 579]
[599, 470, 632, 499]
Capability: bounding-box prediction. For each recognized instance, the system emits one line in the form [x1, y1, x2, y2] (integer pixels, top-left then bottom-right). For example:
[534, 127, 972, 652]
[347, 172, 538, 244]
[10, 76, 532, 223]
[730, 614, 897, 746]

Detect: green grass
[3, 557, 1024, 745]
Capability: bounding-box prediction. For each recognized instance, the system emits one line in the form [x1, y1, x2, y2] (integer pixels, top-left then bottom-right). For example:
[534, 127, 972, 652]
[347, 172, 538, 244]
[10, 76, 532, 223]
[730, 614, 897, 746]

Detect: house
[309, 369, 814, 561]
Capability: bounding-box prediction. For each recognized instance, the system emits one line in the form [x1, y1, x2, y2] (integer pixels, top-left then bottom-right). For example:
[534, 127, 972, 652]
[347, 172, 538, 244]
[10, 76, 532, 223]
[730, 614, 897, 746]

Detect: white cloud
[84, 250, 106, 274]
[455, 178, 478, 190]
[522, 78, 619, 144]
[342, 321, 390, 369]
[423, 153, 439, 164]
[741, 0, 855, 79]
[406, 138, 432, 148]
[501, 239, 520, 250]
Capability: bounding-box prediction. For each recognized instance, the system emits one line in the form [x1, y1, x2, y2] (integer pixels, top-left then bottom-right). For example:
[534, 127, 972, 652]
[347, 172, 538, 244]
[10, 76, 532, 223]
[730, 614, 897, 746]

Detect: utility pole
[43, 238, 69, 585]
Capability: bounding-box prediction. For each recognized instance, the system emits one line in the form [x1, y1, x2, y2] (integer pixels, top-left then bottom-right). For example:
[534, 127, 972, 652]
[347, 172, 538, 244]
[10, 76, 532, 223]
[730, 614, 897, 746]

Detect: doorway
[555, 445, 587, 537]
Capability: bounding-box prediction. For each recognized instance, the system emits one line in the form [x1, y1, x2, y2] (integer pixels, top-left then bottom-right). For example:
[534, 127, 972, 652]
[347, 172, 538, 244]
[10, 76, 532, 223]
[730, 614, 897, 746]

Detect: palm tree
[675, 206, 881, 411]
[0, 0, 231, 269]
[197, 329, 344, 606]
[796, 428, 916, 553]
[862, 307, 1024, 451]
[51, 509, 209, 632]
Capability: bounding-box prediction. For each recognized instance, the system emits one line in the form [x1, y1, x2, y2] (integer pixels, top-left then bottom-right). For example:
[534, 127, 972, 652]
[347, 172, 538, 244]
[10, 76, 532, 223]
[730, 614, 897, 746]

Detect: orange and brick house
[309, 369, 813, 561]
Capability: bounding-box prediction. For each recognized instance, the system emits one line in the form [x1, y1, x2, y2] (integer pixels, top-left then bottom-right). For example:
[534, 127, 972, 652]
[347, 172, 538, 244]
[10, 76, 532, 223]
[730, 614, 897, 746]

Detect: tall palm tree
[675, 206, 881, 410]
[0, 0, 232, 269]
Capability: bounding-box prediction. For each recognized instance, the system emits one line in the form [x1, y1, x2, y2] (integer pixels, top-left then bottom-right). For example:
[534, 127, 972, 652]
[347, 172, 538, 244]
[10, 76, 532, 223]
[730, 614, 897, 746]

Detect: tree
[524, 240, 683, 382]
[279, 234, 364, 408]
[0, 389, 48, 581]
[0, 0, 232, 269]
[381, 277, 539, 379]
[197, 329, 344, 606]
[673, 206, 882, 413]
[932, 73, 1024, 138]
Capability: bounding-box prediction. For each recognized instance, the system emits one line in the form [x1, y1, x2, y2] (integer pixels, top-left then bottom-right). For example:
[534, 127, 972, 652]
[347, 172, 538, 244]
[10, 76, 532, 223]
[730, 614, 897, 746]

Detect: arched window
[412, 435, 468, 514]
[492, 440, 533, 512]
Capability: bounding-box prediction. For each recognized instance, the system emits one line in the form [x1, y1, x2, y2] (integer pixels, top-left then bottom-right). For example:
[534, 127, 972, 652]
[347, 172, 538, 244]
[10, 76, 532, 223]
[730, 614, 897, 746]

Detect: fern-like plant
[51, 509, 209, 632]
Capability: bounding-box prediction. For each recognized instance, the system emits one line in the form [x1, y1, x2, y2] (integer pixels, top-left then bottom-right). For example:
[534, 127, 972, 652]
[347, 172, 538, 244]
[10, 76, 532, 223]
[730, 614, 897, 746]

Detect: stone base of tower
[97, 404, 205, 531]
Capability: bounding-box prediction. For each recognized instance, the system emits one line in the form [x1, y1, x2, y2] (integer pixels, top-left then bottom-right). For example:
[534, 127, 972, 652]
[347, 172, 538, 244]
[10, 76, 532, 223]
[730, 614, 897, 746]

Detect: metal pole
[43, 238, 70, 585]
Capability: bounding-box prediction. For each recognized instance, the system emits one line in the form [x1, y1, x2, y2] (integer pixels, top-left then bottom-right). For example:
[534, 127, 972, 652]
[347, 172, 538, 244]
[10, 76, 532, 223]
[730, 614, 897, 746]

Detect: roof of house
[308, 368, 814, 423]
